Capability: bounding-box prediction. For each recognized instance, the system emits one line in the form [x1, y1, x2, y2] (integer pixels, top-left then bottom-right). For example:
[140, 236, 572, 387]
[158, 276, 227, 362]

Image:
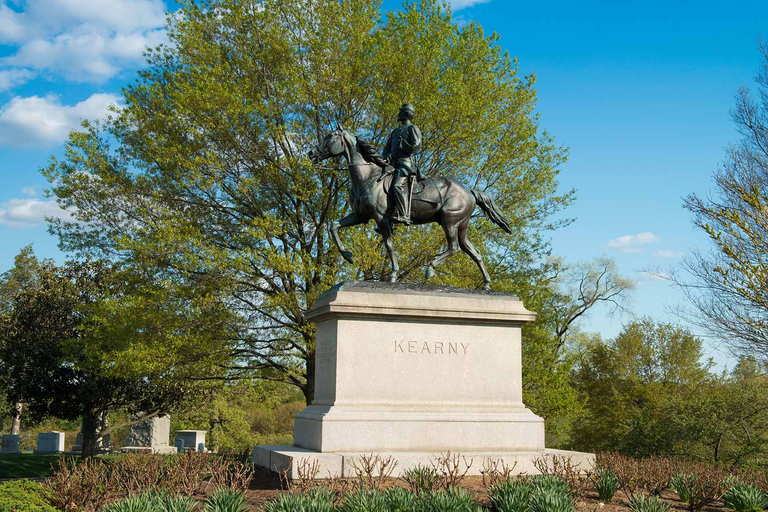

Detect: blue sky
[0, 0, 765, 367]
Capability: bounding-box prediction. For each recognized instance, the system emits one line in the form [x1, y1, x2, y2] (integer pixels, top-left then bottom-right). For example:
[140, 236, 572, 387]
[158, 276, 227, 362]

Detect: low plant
[668, 463, 727, 512]
[722, 482, 768, 512]
[432, 452, 473, 490]
[418, 487, 478, 512]
[401, 464, 441, 494]
[481, 457, 517, 488]
[670, 474, 695, 503]
[42, 456, 113, 511]
[529, 484, 574, 512]
[262, 492, 337, 512]
[102, 489, 197, 512]
[629, 494, 671, 512]
[351, 454, 398, 491]
[0, 480, 58, 512]
[342, 489, 390, 512]
[533, 453, 585, 495]
[593, 468, 620, 501]
[205, 487, 249, 512]
[384, 486, 418, 511]
[488, 479, 532, 512]
[531, 474, 572, 496]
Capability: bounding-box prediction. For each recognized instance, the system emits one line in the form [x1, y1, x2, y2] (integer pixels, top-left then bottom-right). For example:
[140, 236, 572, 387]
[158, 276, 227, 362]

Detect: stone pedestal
[35, 432, 65, 454]
[254, 281, 594, 478]
[174, 431, 206, 452]
[1, 434, 20, 453]
[121, 414, 176, 454]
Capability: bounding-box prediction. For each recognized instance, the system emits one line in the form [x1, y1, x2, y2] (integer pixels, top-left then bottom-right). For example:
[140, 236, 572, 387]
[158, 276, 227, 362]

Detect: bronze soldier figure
[382, 104, 423, 224]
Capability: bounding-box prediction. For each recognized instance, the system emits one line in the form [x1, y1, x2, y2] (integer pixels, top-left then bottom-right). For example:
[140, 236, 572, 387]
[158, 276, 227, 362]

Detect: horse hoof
[425, 265, 435, 280]
[341, 251, 354, 264]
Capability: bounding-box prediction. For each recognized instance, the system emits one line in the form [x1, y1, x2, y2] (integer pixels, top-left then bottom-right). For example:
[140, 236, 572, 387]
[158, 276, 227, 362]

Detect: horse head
[309, 126, 350, 164]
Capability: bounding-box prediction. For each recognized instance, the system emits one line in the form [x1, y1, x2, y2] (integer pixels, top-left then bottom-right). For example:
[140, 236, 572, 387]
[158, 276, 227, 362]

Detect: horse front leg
[329, 213, 366, 264]
[378, 219, 400, 283]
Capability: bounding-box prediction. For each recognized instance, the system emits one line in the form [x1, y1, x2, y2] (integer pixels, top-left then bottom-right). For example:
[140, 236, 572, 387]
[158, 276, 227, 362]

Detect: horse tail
[471, 189, 512, 234]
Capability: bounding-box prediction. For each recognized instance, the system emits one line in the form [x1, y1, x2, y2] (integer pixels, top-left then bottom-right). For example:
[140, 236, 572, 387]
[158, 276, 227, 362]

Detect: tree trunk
[80, 406, 99, 459]
[10, 402, 22, 435]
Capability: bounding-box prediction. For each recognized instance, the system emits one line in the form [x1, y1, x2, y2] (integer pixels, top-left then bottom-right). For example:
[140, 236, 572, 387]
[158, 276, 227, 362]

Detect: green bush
[204, 487, 249, 512]
[342, 489, 389, 512]
[670, 474, 694, 503]
[488, 479, 532, 512]
[0, 480, 57, 512]
[401, 465, 441, 494]
[723, 483, 768, 512]
[102, 490, 197, 512]
[384, 486, 418, 511]
[262, 492, 337, 512]
[418, 487, 478, 512]
[593, 468, 620, 501]
[530, 474, 572, 496]
[529, 485, 574, 512]
[628, 495, 671, 512]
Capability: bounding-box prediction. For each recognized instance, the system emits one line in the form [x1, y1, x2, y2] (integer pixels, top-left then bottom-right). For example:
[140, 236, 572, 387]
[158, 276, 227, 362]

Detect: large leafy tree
[45, 0, 572, 402]
[679, 43, 768, 361]
[0, 256, 222, 457]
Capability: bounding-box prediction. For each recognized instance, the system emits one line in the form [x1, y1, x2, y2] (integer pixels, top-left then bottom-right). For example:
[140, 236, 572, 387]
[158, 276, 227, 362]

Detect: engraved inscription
[395, 340, 469, 355]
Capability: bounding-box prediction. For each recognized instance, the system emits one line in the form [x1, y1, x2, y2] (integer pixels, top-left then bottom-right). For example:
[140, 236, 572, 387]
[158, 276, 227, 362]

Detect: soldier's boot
[392, 182, 411, 225]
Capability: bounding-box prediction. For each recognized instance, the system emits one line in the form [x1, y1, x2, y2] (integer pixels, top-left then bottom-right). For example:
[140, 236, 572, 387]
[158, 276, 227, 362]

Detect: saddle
[380, 171, 443, 205]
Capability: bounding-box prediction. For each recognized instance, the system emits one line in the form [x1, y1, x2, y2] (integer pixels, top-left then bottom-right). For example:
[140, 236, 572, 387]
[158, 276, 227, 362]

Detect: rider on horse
[381, 104, 423, 225]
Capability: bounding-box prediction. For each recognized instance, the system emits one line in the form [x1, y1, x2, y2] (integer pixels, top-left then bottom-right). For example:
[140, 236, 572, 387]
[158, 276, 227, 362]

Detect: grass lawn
[0, 453, 70, 479]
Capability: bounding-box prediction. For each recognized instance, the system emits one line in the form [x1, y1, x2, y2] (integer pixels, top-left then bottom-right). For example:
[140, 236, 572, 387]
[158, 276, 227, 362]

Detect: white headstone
[1, 434, 20, 453]
[34, 432, 65, 454]
[175, 438, 185, 453]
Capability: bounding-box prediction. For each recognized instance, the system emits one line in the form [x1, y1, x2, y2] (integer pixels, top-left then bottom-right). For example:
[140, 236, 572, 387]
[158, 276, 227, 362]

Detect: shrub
[262, 492, 337, 512]
[204, 487, 249, 512]
[629, 495, 671, 512]
[722, 482, 768, 512]
[593, 468, 620, 501]
[530, 474, 572, 496]
[384, 486, 418, 511]
[342, 489, 389, 512]
[669, 463, 727, 512]
[0, 480, 57, 512]
[488, 479, 532, 512]
[102, 490, 197, 512]
[401, 465, 441, 494]
[530, 484, 574, 512]
[418, 487, 477, 512]
[42, 456, 113, 511]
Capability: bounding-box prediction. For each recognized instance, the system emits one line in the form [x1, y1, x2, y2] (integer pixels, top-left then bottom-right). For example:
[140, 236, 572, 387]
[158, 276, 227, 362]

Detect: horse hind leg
[458, 221, 492, 290]
[425, 222, 459, 280]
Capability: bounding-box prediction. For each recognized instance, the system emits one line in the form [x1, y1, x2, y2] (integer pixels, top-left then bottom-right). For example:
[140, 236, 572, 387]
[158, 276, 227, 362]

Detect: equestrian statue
[309, 104, 512, 290]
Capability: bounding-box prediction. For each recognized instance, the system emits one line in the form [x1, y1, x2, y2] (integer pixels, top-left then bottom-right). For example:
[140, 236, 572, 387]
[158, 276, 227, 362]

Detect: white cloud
[607, 232, 660, 253]
[0, 197, 73, 228]
[450, 0, 492, 11]
[21, 186, 36, 196]
[0, 69, 35, 91]
[0, 0, 168, 83]
[653, 250, 684, 258]
[0, 93, 121, 148]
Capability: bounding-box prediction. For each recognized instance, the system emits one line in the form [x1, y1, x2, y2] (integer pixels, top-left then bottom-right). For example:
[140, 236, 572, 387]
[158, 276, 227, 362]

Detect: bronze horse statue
[309, 126, 512, 290]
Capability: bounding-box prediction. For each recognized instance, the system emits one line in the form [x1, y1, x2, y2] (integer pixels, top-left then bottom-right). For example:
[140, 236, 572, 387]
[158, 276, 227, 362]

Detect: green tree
[570, 319, 711, 456]
[0, 258, 217, 457]
[679, 43, 768, 362]
[44, 0, 572, 402]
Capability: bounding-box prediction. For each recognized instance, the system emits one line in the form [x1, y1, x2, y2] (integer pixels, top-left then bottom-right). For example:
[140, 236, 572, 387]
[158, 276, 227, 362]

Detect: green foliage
[0, 454, 65, 478]
[417, 487, 478, 512]
[342, 489, 390, 512]
[262, 492, 337, 512]
[628, 495, 671, 512]
[0, 480, 57, 512]
[102, 490, 198, 512]
[401, 464, 441, 494]
[383, 486, 418, 510]
[44, 0, 571, 403]
[593, 468, 620, 501]
[488, 479, 532, 512]
[529, 484, 574, 512]
[723, 483, 768, 512]
[204, 487, 249, 512]
[530, 474, 572, 496]
[670, 474, 695, 503]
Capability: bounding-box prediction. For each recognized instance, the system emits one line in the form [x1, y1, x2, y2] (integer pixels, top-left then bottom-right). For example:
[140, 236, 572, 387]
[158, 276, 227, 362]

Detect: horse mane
[355, 137, 387, 167]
